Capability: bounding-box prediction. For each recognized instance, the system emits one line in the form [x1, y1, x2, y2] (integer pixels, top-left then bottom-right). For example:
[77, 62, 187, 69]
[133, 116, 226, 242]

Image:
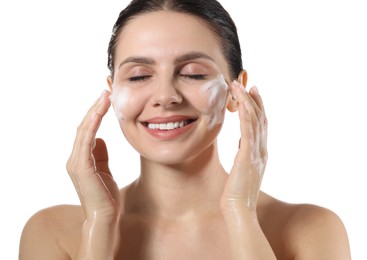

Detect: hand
[221, 80, 268, 214]
[66, 90, 122, 223]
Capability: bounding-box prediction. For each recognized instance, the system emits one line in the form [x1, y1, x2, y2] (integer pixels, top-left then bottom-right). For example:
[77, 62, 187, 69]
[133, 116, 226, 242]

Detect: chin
[139, 137, 219, 167]
[140, 148, 194, 165]
[127, 121, 223, 166]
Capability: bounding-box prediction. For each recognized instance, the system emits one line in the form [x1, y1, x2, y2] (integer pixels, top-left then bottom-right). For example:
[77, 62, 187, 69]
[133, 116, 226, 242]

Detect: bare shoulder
[258, 192, 351, 260]
[19, 204, 83, 260]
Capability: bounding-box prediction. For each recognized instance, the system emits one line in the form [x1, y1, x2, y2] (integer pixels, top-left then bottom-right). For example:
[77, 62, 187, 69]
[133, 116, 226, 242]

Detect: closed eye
[180, 74, 207, 80]
[129, 75, 151, 82]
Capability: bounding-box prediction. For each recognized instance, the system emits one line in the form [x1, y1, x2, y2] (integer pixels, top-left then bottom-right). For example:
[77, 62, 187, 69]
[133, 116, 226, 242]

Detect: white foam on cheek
[109, 85, 131, 121]
[200, 74, 228, 129]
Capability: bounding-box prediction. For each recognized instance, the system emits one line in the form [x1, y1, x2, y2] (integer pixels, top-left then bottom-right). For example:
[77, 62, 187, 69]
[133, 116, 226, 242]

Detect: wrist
[221, 201, 257, 219]
[77, 220, 120, 260]
[82, 217, 120, 239]
[221, 205, 261, 236]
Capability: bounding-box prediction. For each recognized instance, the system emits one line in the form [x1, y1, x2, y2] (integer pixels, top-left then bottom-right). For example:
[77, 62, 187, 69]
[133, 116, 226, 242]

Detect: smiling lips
[142, 116, 197, 140]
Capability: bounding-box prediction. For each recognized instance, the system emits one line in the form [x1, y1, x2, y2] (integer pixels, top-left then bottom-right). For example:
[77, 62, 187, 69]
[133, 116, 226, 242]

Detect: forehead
[114, 11, 225, 64]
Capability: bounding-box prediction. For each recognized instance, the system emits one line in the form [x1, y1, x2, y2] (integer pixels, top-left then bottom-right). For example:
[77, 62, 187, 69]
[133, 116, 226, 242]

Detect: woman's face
[108, 11, 233, 164]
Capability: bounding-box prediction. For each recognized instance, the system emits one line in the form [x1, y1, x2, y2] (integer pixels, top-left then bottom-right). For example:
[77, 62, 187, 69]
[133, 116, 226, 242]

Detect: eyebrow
[173, 52, 215, 65]
[118, 51, 215, 69]
[118, 56, 156, 69]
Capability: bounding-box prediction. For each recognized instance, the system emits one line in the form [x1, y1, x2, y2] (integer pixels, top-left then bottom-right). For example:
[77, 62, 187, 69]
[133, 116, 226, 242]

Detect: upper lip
[141, 115, 198, 124]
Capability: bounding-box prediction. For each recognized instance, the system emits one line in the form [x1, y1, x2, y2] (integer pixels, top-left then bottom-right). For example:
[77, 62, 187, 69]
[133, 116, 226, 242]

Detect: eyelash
[180, 74, 207, 80]
[128, 74, 207, 82]
[128, 75, 151, 82]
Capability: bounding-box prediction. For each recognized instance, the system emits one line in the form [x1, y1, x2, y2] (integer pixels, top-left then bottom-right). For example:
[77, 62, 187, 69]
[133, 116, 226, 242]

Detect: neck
[125, 142, 228, 219]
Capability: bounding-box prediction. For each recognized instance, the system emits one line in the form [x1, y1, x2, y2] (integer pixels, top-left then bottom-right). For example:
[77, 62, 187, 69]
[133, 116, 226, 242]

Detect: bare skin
[19, 191, 351, 259]
[19, 11, 351, 260]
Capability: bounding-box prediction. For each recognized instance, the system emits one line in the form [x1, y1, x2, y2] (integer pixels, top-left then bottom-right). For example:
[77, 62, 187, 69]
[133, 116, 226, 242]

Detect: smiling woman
[18, 0, 351, 259]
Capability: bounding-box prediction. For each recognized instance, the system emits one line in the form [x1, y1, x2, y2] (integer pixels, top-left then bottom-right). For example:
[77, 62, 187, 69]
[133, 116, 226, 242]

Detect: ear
[226, 70, 248, 112]
[238, 70, 248, 87]
[107, 76, 113, 92]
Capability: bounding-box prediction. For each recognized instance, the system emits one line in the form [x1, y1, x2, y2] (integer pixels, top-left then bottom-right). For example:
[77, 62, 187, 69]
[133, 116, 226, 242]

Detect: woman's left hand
[221, 80, 268, 214]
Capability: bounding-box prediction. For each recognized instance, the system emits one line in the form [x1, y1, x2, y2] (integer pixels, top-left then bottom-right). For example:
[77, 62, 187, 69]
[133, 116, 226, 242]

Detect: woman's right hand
[66, 90, 122, 259]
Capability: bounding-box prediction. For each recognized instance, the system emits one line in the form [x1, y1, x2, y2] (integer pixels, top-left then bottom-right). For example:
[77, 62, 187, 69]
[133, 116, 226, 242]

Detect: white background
[1, 0, 366, 259]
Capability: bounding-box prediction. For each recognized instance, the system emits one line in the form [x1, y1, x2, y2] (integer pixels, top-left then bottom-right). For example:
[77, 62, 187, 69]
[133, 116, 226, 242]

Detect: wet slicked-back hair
[107, 0, 243, 80]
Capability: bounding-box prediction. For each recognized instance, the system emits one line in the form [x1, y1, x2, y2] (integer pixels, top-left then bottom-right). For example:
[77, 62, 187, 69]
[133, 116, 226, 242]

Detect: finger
[232, 81, 259, 128]
[97, 171, 120, 207]
[79, 91, 110, 130]
[69, 90, 110, 160]
[77, 90, 111, 150]
[68, 111, 103, 207]
[248, 86, 268, 157]
[228, 99, 257, 195]
[233, 82, 267, 151]
[237, 100, 267, 182]
[231, 83, 254, 157]
[78, 93, 111, 169]
[238, 99, 254, 152]
[93, 138, 111, 176]
[232, 81, 261, 117]
[232, 82, 261, 163]
[67, 91, 111, 196]
[238, 83, 263, 122]
[249, 86, 266, 114]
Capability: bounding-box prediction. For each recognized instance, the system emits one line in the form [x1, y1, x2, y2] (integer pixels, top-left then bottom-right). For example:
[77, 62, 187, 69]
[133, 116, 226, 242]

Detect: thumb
[92, 138, 121, 210]
[92, 138, 111, 176]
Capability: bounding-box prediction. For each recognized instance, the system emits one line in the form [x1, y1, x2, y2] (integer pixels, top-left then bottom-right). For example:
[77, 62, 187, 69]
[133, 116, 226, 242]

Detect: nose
[151, 79, 183, 108]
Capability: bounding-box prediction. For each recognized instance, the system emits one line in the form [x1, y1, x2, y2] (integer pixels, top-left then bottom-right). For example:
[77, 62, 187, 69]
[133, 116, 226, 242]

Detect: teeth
[147, 120, 192, 130]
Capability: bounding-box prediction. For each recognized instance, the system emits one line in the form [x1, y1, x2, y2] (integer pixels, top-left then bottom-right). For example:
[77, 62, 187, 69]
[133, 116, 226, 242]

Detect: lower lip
[143, 122, 196, 140]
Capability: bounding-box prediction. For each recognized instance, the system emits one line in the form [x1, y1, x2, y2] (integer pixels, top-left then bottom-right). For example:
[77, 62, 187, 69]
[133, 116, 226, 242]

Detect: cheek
[185, 75, 228, 129]
[202, 75, 228, 113]
[109, 87, 130, 121]
[109, 86, 147, 121]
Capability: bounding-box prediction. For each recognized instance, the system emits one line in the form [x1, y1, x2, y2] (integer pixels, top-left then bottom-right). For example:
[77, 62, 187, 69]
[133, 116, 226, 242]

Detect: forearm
[75, 220, 119, 260]
[222, 207, 276, 260]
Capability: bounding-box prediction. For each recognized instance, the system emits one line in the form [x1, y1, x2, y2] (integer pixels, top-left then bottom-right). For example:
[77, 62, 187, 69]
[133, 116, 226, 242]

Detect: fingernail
[252, 86, 259, 95]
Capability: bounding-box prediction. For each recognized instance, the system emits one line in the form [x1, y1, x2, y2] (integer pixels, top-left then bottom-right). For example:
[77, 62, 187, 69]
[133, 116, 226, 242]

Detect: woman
[19, 0, 351, 259]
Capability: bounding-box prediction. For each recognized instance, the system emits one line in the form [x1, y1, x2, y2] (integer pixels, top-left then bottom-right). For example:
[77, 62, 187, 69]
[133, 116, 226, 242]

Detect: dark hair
[107, 0, 242, 80]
